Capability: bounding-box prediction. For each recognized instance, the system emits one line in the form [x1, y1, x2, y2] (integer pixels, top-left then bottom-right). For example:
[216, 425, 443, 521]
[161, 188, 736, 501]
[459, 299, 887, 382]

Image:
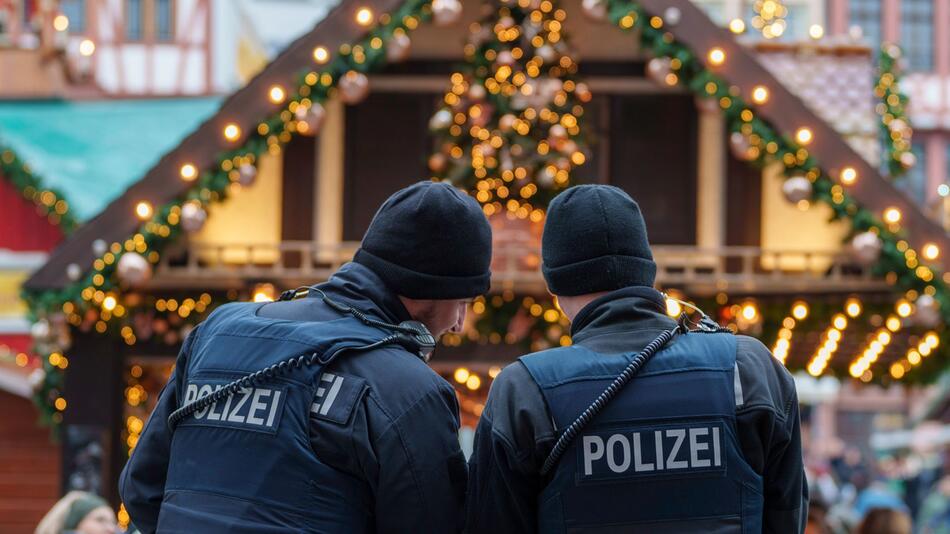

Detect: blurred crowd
[806, 448, 950, 533]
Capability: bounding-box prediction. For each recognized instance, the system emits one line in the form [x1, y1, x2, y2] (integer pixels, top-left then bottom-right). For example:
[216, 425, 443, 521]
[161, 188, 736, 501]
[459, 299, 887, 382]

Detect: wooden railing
[150, 240, 886, 295]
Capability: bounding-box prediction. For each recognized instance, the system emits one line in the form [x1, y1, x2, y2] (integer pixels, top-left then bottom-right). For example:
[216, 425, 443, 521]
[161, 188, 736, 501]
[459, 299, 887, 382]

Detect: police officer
[466, 184, 808, 533]
[120, 181, 492, 533]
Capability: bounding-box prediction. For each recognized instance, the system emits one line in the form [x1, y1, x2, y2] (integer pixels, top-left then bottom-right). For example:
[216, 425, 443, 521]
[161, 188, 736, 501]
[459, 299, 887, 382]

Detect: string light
[808, 24, 824, 39]
[268, 85, 286, 104]
[922, 243, 940, 260]
[741, 302, 758, 321]
[252, 283, 276, 302]
[884, 207, 902, 224]
[454, 367, 470, 384]
[792, 301, 809, 320]
[466, 374, 482, 390]
[79, 39, 96, 56]
[840, 167, 858, 185]
[751, 85, 769, 105]
[807, 314, 847, 376]
[135, 201, 153, 220]
[728, 18, 746, 34]
[355, 7, 374, 26]
[665, 297, 682, 317]
[313, 46, 330, 64]
[53, 15, 69, 31]
[707, 47, 726, 66]
[223, 123, 242, 142]
[895, 299, 913, 318]
[795, 127, 813, 145]
[844, 297, 862, 318]
[180, 163, 198, 181]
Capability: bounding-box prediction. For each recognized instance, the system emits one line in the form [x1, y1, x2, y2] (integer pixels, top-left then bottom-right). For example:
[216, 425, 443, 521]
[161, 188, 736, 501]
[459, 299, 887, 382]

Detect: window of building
[126, 0, 143, 40]
[900, 0, 934, 72]
[848, 0, 881, 47]
[60, 0, 85, 33]
[155, 0, 174, 41]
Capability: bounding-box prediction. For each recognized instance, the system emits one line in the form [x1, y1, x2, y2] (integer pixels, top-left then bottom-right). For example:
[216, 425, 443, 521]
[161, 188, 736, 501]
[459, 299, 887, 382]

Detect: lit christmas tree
[428, 0, 591, 220]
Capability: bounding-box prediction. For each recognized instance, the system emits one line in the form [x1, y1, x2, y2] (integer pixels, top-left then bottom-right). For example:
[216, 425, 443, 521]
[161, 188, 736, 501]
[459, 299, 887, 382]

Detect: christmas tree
[428, 0, 591, 220]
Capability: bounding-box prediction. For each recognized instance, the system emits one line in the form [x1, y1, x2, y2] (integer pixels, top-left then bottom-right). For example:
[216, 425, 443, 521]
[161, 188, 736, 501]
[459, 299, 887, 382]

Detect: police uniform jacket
[465, 286, 808, 533]
[119, 262, 467, 533]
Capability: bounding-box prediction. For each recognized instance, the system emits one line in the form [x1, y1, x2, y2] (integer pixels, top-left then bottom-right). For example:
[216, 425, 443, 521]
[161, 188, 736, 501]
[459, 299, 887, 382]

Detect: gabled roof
[0, 98, 221, 220]
[24, 0, 950, 291]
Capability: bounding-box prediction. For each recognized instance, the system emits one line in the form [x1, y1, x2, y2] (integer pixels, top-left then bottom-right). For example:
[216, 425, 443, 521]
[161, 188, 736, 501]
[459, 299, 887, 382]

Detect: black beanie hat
[354, 181, 492, 299]
[542, 184, 657, 296]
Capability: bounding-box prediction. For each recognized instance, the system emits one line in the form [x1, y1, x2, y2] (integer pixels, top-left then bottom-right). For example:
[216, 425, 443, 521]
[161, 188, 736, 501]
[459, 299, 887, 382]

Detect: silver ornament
[581, 0, 607, 20]
[386, 32, 411, 63]
[432, 0, 463, 26]
[338, 71, 370, 104]
[729, 132, 752, 160]
[66, 263, 82, 281]
[294, 102, 326, 136]
[537, 45, 557, 63]
[851, 231, 882, 266]
[238, 163, 258, 186]
[31, 319, 51, 342]
[782, 175, 813, 204]
[117, 252, 153, 287]
[914, 294, 941, 328]
[663, 7, 682, 25]
[900, 151, 917, 169]
[92, 239, 108, 257]
[429, 108, 453, 131]
[496, 50, 516, 66]
[468, 83, 487, 100]
[646, 57, 672, 86]
[180, 201, 207, 233]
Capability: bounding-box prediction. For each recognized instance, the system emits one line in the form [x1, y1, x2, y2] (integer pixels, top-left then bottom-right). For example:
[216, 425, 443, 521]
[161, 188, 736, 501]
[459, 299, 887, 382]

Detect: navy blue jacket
[466, 287, 808, 533]
[119, 263, 467, 533]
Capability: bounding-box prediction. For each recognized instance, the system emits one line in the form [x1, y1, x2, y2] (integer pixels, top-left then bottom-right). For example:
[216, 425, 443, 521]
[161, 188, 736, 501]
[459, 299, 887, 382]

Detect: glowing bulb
[355, 7, 374, 26]
[751, 85, 769, 105]
[908, 350, 921, 365]
[53, 15, 69, 32]
[795, 127, 813, 145]
[135, 201, 153, 220]
[884, 207, 902, 224]
[890, 362, 905, 379]
[832, 314, 847, 330]
[925, 332, 940, 348]
[845, 298, 862, 318]
[808, 24, 824, 39]
[792, 302, 808, 320]
[488, 366, 502, 379]
[313, 46, 330, 64]
[728, 18, 746, 34]
[79, 39, 96, 56]
[103, 295, 117, 311]
[223, 123, 241, 142]
[741, 302, 758, 321]
[665, 298, 682, 317]
[707, 47, 726, 66]
[180, 163, 198, 181]
[55, 397, 67, 411]
[923, 243, 940, 260]
[454, 367, 470, 384]
[878, 331, 891, 344]
[466, 374, 482, 390]
[840, 167, 858, 185]
[252, 283, 276, 303]
[939, 184, 950, 197]
[268, 85, 286, 104]
[886, 316, 902, 332]
[896, 299, 913, 318]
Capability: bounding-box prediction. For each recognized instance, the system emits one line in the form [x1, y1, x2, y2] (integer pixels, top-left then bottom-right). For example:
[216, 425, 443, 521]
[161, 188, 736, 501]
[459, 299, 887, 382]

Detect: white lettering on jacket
[580, 426, 723, 478]
[184, 383, 284, 431]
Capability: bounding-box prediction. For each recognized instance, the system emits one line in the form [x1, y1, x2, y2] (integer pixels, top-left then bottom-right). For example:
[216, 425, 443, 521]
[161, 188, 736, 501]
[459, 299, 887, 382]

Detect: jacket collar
[570, 286, 677, 343]
[312, 262, 412, 325]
